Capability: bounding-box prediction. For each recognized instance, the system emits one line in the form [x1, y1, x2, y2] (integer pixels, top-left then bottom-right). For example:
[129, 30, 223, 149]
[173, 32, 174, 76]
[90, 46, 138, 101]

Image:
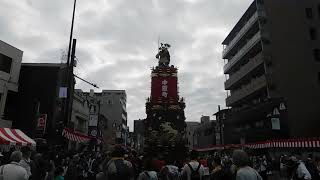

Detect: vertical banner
[59, 87, 68, 98]
[89, 115, 98, 126]
[271, 118, 280, 130]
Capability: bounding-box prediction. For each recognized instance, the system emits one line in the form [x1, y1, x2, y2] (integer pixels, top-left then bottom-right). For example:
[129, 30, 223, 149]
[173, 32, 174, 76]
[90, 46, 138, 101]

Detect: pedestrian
[45, 159, 55, 180]
[210, 156, 227, 180]
[154, 156, 166, 172]
[181, 150, 205, 180]
[257, 156, 267, 180]
[305, 154, 320, 180]
[62, 156, 70, 176]
[159, 156, 180, 180]
[291, 155, 312, 180]
[129, 150, 142, 179]
[0, 150, 28, 180]
[30, 153, 47, 180]
[20, 146, 32, 179]
[54, 166, 65, 180]
[104, 145, 134, 180]
[232, 149, 263, 180]
[64, 154, 82, 180]
[138, 156, 158, 180]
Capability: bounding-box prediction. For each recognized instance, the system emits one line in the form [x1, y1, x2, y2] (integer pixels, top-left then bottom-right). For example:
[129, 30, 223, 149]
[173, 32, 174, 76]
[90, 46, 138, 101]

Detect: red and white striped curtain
[194, 138, 320, 151]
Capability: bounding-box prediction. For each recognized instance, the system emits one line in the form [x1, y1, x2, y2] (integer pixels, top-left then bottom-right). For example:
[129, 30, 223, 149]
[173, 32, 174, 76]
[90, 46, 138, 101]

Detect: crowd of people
[0, 146, 319, 180]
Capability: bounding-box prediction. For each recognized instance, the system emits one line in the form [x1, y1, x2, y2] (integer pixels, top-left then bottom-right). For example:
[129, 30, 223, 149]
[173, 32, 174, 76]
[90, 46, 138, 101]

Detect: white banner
[59, 87, 68, 98]
[271, 118, 280, 130]
[89, 115, 98, 126]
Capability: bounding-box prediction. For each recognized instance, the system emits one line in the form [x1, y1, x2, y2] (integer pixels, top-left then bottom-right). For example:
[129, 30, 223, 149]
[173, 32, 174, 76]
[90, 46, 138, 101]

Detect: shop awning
[0, 128, 36, 147]
[194, 138, 320, 152]
[62, 128, 102, 144]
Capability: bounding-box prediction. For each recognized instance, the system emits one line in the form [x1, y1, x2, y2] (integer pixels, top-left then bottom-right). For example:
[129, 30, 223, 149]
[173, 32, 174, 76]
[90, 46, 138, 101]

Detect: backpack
[142, 171, 158, 180]
[160, 166, 179, 180]
[187, 163, 201, 180]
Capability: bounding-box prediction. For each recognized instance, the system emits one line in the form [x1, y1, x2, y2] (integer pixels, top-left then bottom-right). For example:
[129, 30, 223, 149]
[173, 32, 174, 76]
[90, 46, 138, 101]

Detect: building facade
[214, 108, 237, 145]
[69, 90, 90, 150]
[222, 0, 320, 143]
[133, 119, 145, 153]
[10, 63, 68, 146]
[200, 116, 210, 124]
[0, 40, 23, 127]
[185, 122, 200, 149]
[194, 120, 217, 149]
[83, 90, 127, 150]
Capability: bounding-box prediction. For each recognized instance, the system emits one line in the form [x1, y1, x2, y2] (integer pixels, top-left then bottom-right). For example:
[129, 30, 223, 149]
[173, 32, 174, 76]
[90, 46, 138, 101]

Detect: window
[318, 72, 320, 83]
[313, 49, 320, 61]
[306, 8, 313, 19]
[257, 0, 264, 5]
[310, 27, 317, 40]
[107, 99, 113, 105]
[318, 5, 320, 18]
[0, 54, 12, 73]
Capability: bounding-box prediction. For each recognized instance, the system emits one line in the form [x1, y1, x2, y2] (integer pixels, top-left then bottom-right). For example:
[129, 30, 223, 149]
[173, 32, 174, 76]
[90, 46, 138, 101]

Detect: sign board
[59, 87, 68, 98]
[89, 115, 98, 126]
[36, 114, 47, 134]
[151, 76, 178, 101]
[88, 126, 98, 137]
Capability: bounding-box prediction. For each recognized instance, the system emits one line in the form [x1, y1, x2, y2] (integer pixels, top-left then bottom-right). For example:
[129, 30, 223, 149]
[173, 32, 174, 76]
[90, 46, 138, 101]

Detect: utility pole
[66, 0, 77, 66]
[66, 39, 77, 127]
[63, 0, 77, 129]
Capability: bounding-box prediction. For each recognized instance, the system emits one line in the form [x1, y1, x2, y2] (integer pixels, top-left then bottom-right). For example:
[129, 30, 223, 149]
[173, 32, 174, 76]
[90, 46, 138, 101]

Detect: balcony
[222, 12, 259, 58]
[225, 53, 264, 90]
[226, 75, 267, 106]
[224, 31, 261, 73]
[122, 113, 127, 121]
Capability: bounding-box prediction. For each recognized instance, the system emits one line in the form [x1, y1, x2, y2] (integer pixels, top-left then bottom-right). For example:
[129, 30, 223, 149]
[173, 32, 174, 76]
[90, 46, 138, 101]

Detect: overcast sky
[0, 0, 252, 131]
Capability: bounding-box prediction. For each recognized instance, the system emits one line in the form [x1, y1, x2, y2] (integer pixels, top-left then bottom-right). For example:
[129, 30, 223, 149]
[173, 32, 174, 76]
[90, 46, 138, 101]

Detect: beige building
[0, 40, 22, 127]
[68, 90, 90, 150]
[82, 90, 127, 150]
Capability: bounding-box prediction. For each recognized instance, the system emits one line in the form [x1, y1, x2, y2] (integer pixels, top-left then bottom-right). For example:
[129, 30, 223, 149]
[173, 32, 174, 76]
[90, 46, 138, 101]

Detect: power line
[74, 74, 99, 88]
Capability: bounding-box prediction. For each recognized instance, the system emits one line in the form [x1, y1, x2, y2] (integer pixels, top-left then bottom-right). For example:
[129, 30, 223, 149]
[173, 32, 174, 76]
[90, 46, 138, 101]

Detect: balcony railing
[223, 12, 259, 58]
[224, 53, 264, 89]
[224, 31, 261, 73]
[226, 75, 267, 106]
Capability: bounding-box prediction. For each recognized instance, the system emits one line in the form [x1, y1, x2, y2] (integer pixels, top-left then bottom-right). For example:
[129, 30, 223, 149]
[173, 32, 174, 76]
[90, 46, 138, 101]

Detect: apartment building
[222, 0, 320, 143]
